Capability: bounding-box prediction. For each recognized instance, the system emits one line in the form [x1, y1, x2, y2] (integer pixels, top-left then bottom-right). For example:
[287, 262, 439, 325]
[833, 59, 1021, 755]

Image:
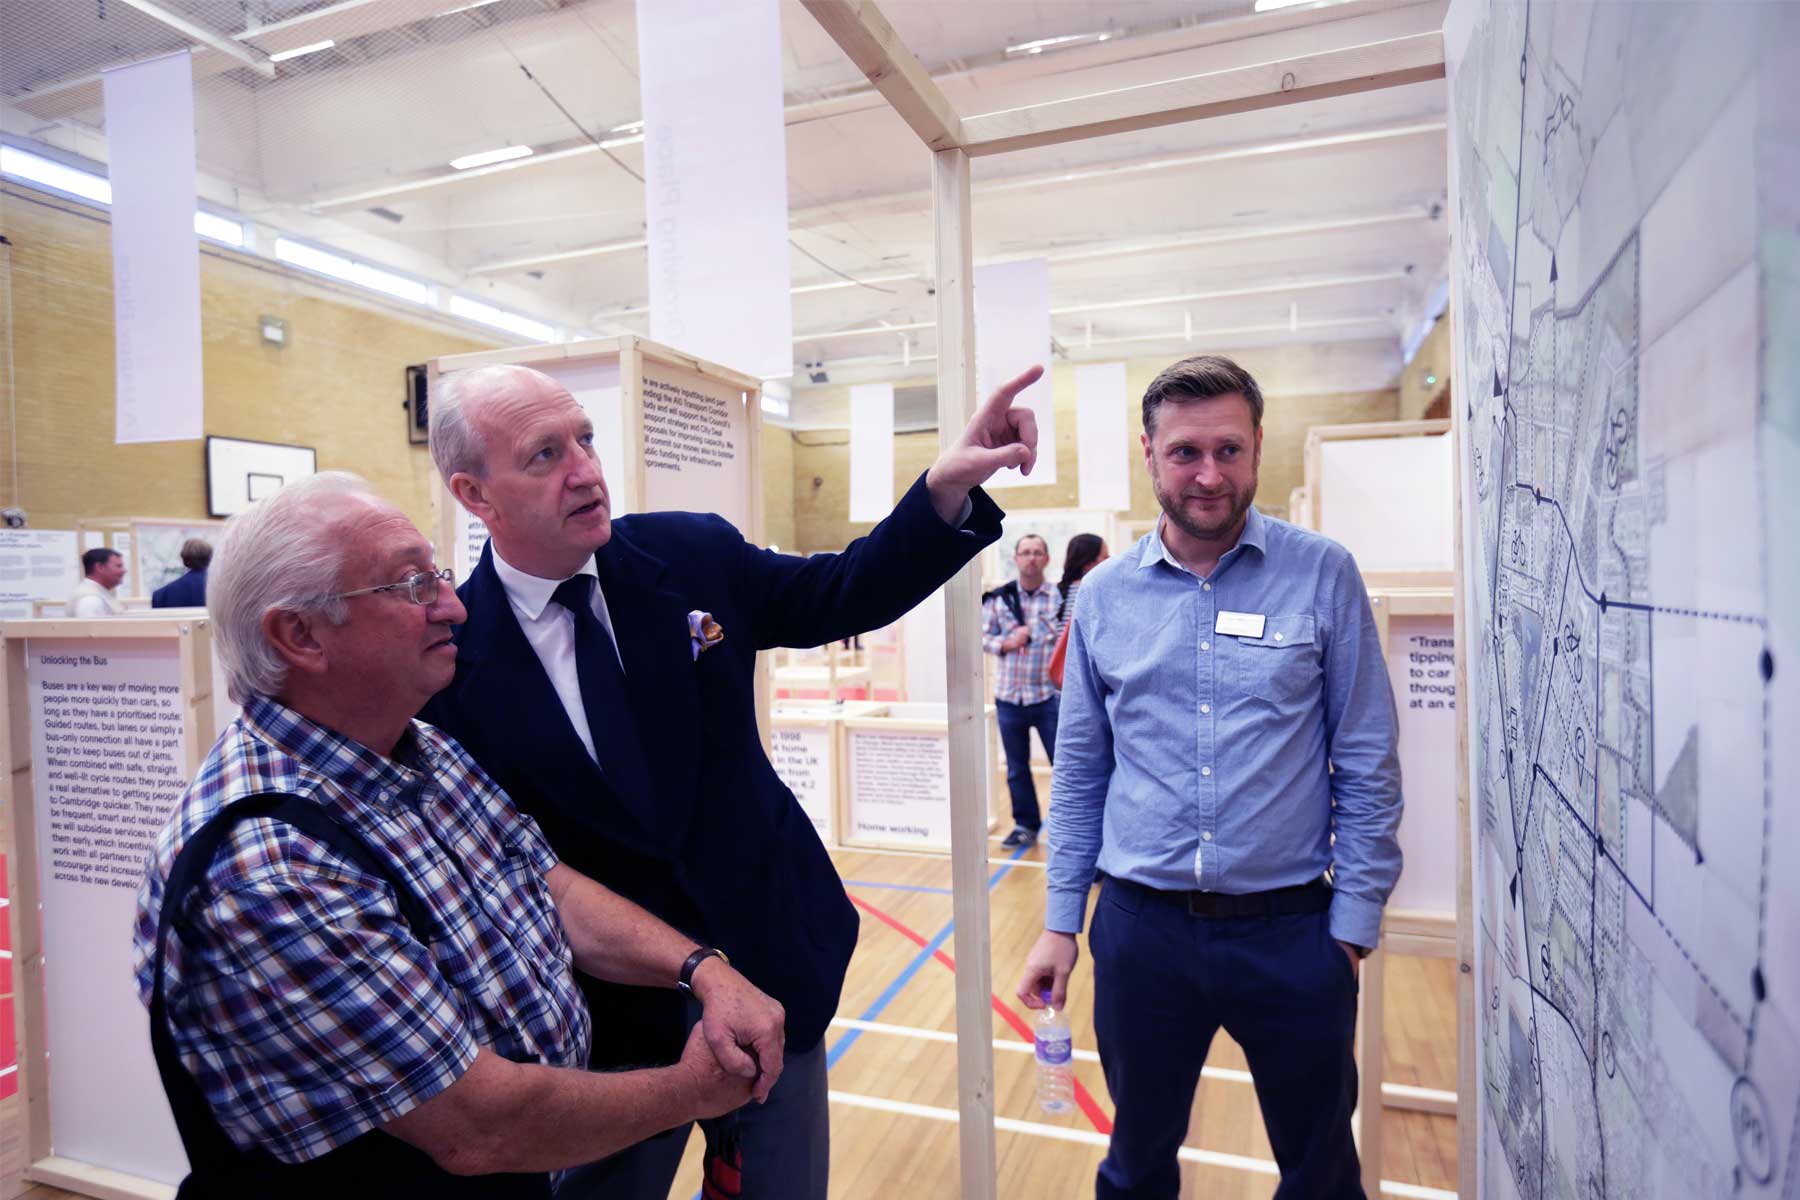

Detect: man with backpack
[982, 533, 1061, 848]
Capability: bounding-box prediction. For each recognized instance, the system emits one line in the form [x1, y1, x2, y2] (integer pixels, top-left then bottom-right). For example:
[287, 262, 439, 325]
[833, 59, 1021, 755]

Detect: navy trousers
[1089, 876, 1365, 1199]
[995, 695, 1059, 831]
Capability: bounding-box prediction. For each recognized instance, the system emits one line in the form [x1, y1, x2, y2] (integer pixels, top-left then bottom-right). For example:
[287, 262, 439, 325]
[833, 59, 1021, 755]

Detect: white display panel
[0, 530, 78, 619]
[849, 383, 895, 524]
[104, 52, 202, 446]
[1076, 362, 1131, 512]
[975, 258, 1054, 488]
[26, 638, 188, 1184]
[1318, 434, 1453, 572]
[637, 0, 792, 381]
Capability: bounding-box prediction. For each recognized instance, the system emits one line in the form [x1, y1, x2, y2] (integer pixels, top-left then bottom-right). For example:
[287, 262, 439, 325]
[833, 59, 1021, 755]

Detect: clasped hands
[679, 955, 787, 1111]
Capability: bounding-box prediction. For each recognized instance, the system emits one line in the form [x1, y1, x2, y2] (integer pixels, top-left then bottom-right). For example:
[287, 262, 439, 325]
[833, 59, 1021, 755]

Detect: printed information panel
[846, 727, 952, 850]
[640, 359, 749, 527]
[26, 637, 187, 1183]
[1385, 613, 1457, 915]
[768, 723, 833, 844]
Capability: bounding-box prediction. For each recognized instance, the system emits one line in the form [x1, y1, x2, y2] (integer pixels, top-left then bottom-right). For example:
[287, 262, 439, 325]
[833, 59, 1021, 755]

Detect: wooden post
[1357, 944, 1386, 1197]
[1452, 351, 1478, 1200]
[934, 143, 998, 1200]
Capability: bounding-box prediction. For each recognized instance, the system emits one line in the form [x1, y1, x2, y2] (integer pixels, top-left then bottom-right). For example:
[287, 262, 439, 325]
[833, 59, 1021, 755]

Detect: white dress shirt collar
[490, 546, 600, 621]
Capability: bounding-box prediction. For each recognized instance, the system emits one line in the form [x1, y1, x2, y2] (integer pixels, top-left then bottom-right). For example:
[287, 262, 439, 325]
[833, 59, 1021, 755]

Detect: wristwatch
[677, 946, 729, 995]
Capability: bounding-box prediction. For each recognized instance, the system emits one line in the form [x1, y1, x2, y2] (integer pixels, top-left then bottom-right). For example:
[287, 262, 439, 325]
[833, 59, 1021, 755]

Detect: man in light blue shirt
[1018, 355, 1401, 1199]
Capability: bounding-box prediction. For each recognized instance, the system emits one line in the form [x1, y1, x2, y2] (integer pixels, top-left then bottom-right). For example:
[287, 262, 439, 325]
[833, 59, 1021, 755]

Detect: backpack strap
[150, 792, 435, 1170]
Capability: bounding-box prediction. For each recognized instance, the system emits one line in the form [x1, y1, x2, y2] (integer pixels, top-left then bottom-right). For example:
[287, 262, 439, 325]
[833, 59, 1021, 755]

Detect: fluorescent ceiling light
[440, 0, 501, 13]
[1004, 31, 1112, 56]
[275, 237, 432, 304]
[609, 120, 644, 136]
[449, 145, 534, 171]
[450, 295, 556, 342]
[0, 145, 112, 205]
[1254, 0, 1327, 10]
[269, 39, 335, 62]
[194, 211, 245, 246]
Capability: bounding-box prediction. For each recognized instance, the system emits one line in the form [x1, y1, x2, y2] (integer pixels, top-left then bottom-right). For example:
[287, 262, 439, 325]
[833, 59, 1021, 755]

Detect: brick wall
[0, 185, 499, 535]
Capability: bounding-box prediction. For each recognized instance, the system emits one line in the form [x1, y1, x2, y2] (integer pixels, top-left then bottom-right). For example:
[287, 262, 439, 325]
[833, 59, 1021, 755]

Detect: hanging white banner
[1076, 361, 1130, 511]
[849, 382, 895, 523]
[975, 258, 1054, 488]
[637, 0, 793, 381]
[103, 51, 203, 445]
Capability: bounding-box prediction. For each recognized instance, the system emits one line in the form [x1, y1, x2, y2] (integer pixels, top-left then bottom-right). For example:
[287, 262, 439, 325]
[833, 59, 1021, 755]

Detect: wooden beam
[960, 31, 1444, 158]
[114, 0, 275, 78]
[932, 144, 997, 1200]
[800, 1, 964, 151]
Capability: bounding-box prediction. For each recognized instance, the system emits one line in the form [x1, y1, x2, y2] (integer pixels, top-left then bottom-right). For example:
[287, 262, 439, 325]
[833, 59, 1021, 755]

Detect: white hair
[208, 471, 373, 703]
[430, 363, 557, 485]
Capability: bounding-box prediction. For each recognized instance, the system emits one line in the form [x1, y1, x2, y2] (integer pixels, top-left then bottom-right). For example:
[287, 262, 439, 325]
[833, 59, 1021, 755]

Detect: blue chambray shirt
[1045, 506, 1403, 948]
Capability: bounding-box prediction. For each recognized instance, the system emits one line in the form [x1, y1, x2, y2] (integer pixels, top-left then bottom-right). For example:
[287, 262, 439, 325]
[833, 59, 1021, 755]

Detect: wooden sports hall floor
[14, 834, 1458, 1200]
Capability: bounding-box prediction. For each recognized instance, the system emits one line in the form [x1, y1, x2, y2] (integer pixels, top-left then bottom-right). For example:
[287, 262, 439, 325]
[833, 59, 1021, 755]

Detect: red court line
[846, 892, 1114, 1135]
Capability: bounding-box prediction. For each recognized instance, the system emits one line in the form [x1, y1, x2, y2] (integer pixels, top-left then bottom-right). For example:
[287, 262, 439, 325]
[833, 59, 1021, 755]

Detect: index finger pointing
[980, 364, 1045, 417]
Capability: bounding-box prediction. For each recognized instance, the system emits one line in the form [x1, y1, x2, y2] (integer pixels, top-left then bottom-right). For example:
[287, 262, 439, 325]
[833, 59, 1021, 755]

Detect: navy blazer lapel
[453, 545, 671, 859]
[594, 528, 702, 846]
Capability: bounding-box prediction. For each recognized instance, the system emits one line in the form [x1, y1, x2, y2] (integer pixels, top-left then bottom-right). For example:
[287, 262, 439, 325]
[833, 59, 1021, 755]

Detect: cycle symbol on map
[1731, 1076, 1775, 1184]
[1574, 727, 1587, 764]
[1604, 408, 1630, 491]
[1601, 1030, 1616, 1079]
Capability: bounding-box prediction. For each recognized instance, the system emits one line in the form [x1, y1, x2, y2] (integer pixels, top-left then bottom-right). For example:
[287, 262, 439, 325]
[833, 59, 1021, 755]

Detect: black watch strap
[678, 946, 729, 995]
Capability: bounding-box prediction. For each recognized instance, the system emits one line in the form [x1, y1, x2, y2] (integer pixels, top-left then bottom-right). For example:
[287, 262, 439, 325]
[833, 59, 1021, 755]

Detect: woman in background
[1054, 533, 1108, 636]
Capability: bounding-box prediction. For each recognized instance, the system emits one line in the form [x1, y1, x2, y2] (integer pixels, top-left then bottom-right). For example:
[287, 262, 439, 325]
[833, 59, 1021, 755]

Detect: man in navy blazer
[150, 538, 211, 608]
[418, 362, 1040, 1198]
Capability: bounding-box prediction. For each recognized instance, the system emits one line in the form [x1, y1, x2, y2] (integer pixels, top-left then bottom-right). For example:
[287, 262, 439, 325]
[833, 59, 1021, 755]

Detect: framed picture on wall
[205, 435, 318, 517]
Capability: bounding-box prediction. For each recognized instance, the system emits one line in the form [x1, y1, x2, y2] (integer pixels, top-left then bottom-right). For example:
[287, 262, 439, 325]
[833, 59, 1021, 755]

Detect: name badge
[1214, 611, 1266, 638]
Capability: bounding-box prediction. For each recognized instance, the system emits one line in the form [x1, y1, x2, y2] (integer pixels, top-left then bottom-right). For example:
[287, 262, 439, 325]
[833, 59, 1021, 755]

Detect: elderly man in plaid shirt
[132, 472, 784, 1198]
[982, 533, 1062, 848]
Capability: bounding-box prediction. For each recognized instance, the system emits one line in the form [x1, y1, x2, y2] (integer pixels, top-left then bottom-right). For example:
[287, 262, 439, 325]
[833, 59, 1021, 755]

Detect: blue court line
[824, 842, 1031, 1071]
[839, 878, 955, 895]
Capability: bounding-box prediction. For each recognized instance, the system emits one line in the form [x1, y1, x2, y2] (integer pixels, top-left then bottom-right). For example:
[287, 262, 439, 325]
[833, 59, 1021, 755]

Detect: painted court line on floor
[838, 850, 1115, 1135]
[823, 1090, 1457, 1200]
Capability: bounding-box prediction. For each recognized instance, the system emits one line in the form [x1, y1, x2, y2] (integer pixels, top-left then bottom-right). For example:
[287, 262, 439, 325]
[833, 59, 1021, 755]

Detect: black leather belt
[1110, 873, 1333, 918]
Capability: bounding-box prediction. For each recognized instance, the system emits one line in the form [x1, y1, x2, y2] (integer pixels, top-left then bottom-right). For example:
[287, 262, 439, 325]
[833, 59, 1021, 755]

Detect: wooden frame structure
[799, 3, 1453, 1195]
[1, 616, 221, 1200]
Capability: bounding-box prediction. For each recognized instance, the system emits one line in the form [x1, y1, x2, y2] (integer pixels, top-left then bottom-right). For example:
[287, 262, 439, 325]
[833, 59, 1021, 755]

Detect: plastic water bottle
[1034, 990, 1074, 1115]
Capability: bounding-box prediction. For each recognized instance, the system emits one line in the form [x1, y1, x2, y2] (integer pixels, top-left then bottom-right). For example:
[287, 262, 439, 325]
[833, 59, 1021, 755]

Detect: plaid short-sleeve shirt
[132, 697, 592, 1164]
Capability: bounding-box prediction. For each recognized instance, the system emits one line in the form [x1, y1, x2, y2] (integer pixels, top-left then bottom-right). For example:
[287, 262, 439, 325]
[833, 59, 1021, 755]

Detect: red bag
[1048, 618, 1072, 689]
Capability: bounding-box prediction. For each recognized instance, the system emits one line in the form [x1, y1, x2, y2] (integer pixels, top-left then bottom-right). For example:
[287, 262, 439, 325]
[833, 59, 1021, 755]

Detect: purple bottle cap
[1040, 988, 1053, 1005]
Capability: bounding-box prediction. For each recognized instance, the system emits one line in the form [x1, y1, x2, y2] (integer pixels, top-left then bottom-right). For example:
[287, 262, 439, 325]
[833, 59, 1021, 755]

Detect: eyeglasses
[323, 568, 455, 608]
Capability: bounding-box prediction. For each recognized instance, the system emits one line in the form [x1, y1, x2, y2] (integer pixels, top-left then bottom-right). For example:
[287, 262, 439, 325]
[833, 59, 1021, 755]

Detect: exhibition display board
[841, 702, 1001, 852]
[1303, 420, 1455, 584]
[1, 617, 223, 1199]
[766, 701, 890, 847]
[0, 532, 79, 621]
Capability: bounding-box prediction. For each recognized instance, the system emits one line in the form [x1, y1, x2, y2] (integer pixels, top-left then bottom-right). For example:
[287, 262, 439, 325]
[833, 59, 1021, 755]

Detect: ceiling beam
[798, 0, 964, 151]
[114, 0, 276, 78]
[959, 30, 1445, 157]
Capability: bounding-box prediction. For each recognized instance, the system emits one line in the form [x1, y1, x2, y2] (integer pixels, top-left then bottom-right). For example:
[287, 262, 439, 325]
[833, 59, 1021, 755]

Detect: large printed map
[1447, 2, 1799, 1196]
